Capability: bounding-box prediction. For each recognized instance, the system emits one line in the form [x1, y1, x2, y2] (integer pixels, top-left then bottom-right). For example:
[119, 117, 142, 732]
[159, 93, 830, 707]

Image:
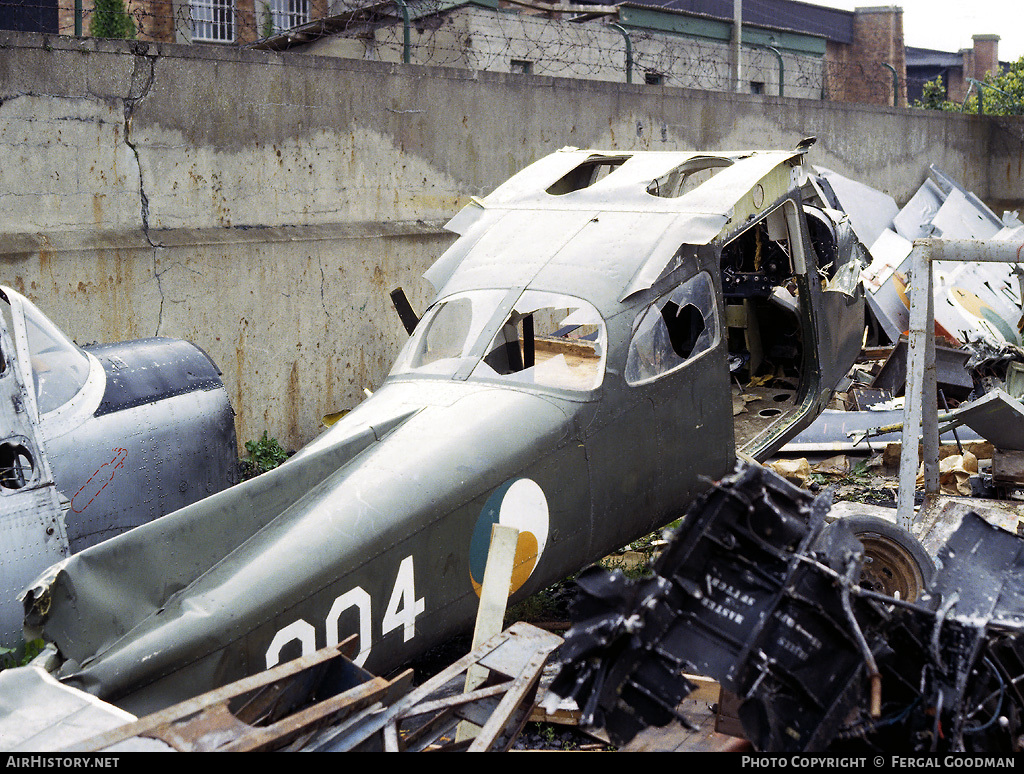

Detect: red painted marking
[71, 448, 128, 513]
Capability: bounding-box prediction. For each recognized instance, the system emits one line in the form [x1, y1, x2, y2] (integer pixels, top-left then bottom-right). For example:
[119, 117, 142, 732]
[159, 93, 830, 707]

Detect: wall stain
[287, 359, 300, 444]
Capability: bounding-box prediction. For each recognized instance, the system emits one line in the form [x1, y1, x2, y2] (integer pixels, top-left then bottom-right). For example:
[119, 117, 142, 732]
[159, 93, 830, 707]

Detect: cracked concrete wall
[0, 31, 1019, 452]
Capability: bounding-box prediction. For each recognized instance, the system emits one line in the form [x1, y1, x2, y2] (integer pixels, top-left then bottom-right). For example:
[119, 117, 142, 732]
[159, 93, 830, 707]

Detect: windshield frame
[389, 287, 608, 397]
[0, 287, 103, 427]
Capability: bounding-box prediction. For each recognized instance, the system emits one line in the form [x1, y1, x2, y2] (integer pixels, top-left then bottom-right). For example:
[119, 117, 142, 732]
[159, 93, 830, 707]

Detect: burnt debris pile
[549, 463, 1024, 753]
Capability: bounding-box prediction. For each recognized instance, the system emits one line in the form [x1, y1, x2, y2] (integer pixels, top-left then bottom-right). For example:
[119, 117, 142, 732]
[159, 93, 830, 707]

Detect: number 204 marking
[265, 555, 426, 669]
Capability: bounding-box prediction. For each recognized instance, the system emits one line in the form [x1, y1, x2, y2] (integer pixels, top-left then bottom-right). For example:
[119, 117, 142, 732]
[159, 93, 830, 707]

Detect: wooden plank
[993, 448, 1024, 482]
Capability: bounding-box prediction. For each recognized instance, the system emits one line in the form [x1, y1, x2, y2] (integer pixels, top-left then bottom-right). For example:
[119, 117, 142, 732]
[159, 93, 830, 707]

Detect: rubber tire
[828, 513, 935, 603]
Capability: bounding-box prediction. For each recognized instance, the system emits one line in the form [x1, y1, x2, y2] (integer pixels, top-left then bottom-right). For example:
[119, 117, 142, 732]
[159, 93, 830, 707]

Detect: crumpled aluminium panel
[863, 166, 1023, 347]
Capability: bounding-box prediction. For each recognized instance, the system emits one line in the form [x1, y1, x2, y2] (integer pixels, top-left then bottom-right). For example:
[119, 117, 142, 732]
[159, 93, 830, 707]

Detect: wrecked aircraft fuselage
[24, 146, 865, 714]
[0, 287, 237, 646]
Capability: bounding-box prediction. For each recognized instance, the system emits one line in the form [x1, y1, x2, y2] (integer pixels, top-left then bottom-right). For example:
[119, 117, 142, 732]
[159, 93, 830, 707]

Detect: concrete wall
[0, 31, 1020, 451]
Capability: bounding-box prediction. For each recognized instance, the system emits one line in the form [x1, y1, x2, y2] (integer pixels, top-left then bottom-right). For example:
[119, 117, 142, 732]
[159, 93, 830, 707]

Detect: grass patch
[239, 431, 291, 480]
[0, 638, 45, 670]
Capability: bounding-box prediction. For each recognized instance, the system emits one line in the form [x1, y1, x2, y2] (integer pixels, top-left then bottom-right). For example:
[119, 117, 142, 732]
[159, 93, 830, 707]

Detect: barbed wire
[0, 0, 947, 107]
[300, 3, 902, 102]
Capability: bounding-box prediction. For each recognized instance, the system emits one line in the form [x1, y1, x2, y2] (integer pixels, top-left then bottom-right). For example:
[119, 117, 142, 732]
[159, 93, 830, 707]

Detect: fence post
[608, 23, 633, 84]
[394, 0, 411, 64]
[761, 44, 784, 97]
[882, 62, 898, 107]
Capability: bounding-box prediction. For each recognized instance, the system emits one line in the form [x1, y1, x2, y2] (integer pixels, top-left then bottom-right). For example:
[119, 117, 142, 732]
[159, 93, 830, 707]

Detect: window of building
[510, 59, 533, 75]
[750, 81, 765, 95]
[192, 0, 234, 42]
[0, 0, 58, 34]
[644, 71, 664, 86]
[268, 0, 308, 33]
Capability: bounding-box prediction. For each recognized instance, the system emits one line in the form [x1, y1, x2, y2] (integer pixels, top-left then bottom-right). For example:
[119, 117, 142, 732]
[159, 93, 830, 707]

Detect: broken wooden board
[993, 448, 1024, 483]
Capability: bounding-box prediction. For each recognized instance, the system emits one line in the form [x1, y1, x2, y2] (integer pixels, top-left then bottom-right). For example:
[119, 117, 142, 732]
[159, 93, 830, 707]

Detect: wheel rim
[856, 531, 928, 602]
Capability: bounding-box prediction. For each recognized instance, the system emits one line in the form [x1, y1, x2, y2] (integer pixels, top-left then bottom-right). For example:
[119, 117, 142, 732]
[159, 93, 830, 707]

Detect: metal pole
[763, 45, 784, 97]
[897, 244, 932, 529]
[732, 0, 742, 93]
[882, 62, 898, 107]
[394, 0, 411, 64]
[609, 23, 633, 84]
[966, 78, 1023, 114]
[75, 0, 82, 36]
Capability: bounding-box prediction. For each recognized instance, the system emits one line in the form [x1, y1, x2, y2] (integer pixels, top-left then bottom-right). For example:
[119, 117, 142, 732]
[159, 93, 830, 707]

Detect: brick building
[43, 0, 327, 42]
[0, 0, 1001, 109]
[907, 34, 1003, 105]
[622, 1, 908, 104]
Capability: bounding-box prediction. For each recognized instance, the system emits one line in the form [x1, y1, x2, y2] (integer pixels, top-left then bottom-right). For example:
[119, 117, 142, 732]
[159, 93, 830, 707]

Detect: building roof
[617, 0, 854, 44]
[905, 46, 964, 69]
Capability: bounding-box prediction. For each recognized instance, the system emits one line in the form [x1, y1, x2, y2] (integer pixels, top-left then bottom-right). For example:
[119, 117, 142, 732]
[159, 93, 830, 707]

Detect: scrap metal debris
[782, 165, 1024, 460]
[548, 462, 1024, 753]
[855, 165, 1024, 348]
[0, 665, 136, 751]
[5, 155, 1021, 750]
[0, 286, 237, 645]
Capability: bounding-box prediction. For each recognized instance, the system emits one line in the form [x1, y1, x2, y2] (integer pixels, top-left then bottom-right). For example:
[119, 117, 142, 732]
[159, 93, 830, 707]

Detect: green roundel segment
[469, 478, 549, 596]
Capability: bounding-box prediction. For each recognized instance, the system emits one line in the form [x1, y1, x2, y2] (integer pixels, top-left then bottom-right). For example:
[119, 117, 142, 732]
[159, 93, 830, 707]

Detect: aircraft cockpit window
[0, 441, 34, 490]
[390, 289, 507, 378]
[626, 272, 719, 386]
[20, 297, 91, 415]
[645, 157, 734, 199]
[391, 289, 606, 391]
[473, 291, 606, 392]
[546, 156, 630, 196]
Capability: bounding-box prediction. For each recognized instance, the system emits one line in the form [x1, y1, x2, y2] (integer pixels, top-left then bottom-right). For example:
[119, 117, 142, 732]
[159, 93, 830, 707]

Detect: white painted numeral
[265, 619, 316, 669]
[382, 555, 426, 643]
[327, 587, 373, 666]
[264, 554, 426, 671]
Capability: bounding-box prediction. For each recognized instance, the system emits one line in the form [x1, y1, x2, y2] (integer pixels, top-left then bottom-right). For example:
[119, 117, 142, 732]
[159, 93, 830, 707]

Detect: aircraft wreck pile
[0, 287, 238, 647]
[3, 144, 1024, 753]
[539, 165, 1024, 752]
[11, 144, 870, 724]
[784, 164, 1024, 463]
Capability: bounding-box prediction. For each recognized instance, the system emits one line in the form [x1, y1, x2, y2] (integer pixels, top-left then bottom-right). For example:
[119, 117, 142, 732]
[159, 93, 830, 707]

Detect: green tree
[917, 57, 1024, 115]
[90, 0, 137, 39]
[913, 75, 955, 111]
[965, 55, 1024, 115]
